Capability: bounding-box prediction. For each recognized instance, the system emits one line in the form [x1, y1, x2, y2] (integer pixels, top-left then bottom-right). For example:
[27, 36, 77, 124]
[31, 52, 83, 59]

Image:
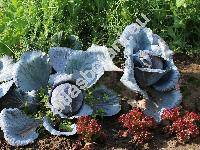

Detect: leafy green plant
[106, 0, 200, 54]
[59, 120, 73, 132]
[1, 0, 199, 57]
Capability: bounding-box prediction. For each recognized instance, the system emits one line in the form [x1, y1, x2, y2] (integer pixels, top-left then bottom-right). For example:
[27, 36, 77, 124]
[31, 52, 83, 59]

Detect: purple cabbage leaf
[49, 45, 121, 88]
[0, 56, 15, 99]
[0, 108, 39, 146]
[13, 51, 51, 92]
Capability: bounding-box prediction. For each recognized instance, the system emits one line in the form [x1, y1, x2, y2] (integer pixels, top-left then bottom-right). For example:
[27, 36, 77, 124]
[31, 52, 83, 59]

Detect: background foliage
[0, 0, 199, 57]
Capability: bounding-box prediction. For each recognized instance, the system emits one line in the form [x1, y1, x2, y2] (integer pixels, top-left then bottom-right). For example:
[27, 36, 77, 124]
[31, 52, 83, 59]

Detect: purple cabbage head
[119, 23, 182, 122]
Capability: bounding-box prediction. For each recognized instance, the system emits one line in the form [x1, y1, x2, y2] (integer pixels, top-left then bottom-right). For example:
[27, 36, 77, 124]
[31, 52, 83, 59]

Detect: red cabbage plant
[119, 23, 182, 122]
